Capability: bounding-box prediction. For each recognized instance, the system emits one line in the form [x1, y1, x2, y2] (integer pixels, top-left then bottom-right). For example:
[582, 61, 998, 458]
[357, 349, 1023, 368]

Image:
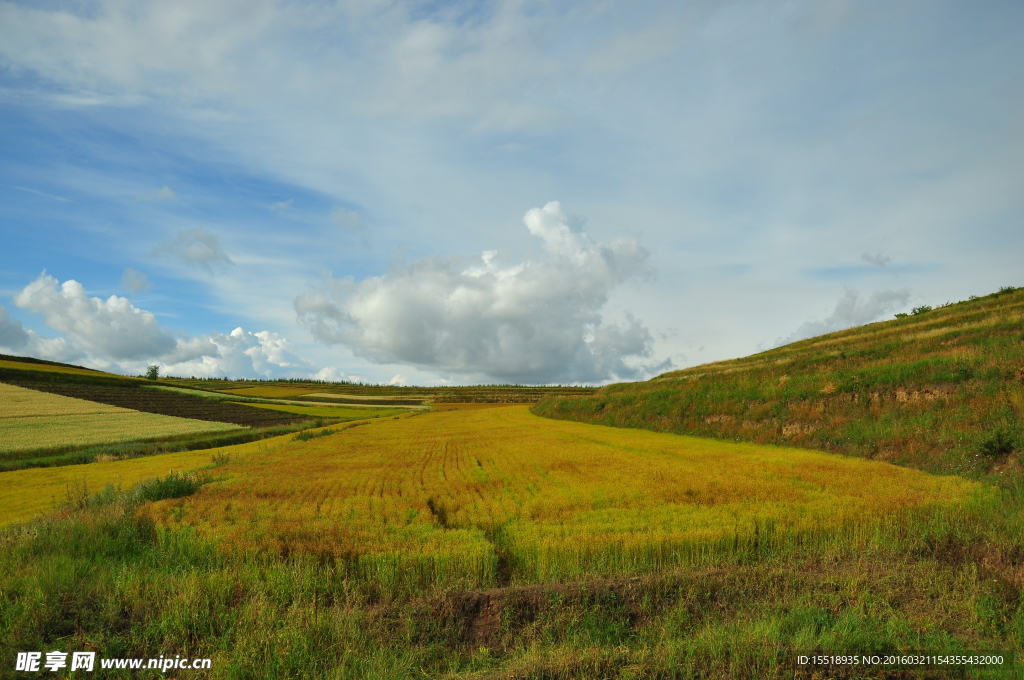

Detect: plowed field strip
[6, 382, 308, 427]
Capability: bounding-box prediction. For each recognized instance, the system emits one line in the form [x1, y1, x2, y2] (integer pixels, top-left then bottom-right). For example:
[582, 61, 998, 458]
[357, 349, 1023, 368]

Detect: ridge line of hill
[533, 287, 1024, 480]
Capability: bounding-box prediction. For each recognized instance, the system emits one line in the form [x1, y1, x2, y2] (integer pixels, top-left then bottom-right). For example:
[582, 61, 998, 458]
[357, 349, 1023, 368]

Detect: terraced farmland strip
[290, 393, 426, 405]
[217, 386, 321, 398]
[5, 381, 309, 427]
[0, 359, 114, 378]
[0, 383, 241, 456]
[229, 402, 410, 419]
[0, 434, 288, 526]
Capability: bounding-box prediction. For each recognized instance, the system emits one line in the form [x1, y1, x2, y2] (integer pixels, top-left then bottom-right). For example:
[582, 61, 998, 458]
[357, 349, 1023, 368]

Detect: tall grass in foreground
[2, 474, 1022, 679]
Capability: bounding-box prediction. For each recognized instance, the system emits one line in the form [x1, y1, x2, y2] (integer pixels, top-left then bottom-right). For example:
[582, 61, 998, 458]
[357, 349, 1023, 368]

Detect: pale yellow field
[0, 435, 285, 526]
[135, 406, 978, 585]
[0, 358, 113, 377]
[0, 383, 241, 454]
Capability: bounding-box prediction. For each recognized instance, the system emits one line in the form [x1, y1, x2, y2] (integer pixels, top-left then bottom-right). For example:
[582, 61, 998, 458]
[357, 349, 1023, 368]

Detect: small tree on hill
[146, 365, 159, 380]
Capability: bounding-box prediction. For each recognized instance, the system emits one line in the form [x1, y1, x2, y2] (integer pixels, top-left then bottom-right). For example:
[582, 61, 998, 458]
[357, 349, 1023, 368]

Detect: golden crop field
[231, 402, 410, 419]
[0, 436, 283, 527]
[0, 358, 113, 377]
[0, 383, 241, 455]
[142, 406, 978, 589]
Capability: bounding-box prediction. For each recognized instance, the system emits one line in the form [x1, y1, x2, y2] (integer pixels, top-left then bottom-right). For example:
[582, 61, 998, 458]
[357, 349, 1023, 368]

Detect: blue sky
[1, 0, 1022, 384]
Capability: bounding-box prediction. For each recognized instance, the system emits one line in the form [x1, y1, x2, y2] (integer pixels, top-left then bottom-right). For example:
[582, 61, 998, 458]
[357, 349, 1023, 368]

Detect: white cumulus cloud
[158, 327, 315, 379]
[779, 287, 911, 345]
[295, 201, 667, 384]
[14, 274, 178, 360]
[9, 274, 323, 379]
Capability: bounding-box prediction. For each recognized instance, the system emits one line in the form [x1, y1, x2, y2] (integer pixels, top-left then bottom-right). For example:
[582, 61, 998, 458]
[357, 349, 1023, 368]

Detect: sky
[1, 0, 1022, 385]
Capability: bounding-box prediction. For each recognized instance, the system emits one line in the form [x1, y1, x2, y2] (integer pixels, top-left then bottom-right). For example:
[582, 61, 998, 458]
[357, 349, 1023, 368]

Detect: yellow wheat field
[0, 434, 293, 527]
[142, 406, 979, 587]
[0, 382, 241, 454]
[0, 358, 114, 377]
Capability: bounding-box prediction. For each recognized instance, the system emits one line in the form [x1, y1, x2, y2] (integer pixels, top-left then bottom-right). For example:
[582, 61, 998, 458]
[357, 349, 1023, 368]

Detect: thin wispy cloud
[153, 228, 234, 275]
[779, 288, 911, 345]
[138, 185, 176, 201]
[330, 207, 370, 248]
[862, 252, 891, 268]
[120, 268, 151, 292]
[13, 186, 69, 202]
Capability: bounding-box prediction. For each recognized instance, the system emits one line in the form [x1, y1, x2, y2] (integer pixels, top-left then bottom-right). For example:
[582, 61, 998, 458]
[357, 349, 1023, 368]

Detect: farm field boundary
[0, 383, 241, 456]
[229, 402, 411, 419]
[0, 419, 364, 527]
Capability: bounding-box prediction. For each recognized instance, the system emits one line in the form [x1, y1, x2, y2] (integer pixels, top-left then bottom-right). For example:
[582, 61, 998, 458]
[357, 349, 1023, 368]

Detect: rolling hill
[535, 286, 1024, 479]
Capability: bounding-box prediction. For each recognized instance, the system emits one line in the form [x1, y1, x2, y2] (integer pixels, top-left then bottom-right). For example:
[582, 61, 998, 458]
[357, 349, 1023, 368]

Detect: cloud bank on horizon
[1, 274, 334, 380]
[296, 202, 668, 384]
[0, 0, 1021, 384]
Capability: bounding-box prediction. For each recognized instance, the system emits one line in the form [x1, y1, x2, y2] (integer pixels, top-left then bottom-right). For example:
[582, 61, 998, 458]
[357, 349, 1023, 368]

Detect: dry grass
[0, 383, 241, 455]
[142, 407, 977, 587]
[0, 433, 291, 526]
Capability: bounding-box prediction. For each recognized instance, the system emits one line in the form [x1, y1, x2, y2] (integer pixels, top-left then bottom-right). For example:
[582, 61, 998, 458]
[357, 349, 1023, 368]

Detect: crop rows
[5, 381, 309, 427]
[0, 383, 240, 455]
[143, 406, 976, 592]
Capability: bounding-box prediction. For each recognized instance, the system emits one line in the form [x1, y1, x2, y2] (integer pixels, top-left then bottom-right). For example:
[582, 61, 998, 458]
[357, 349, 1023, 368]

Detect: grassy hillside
[534, 287, 1024, 479]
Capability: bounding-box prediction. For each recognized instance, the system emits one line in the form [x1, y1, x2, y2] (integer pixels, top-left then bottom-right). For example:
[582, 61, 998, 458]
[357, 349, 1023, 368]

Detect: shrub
[146, 365, 159, 380]
[980, 429, 1016, 458]
[894, 313, 908, 319]
[136, 472, 206, 501]
[210, 451, 232, 466]
[910, 305, 932, 316]
[295, 428, 336, 442]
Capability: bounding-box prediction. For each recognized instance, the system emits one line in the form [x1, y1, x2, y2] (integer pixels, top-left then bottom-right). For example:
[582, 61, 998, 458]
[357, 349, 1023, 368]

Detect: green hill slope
[534, 287, 1024, 478]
